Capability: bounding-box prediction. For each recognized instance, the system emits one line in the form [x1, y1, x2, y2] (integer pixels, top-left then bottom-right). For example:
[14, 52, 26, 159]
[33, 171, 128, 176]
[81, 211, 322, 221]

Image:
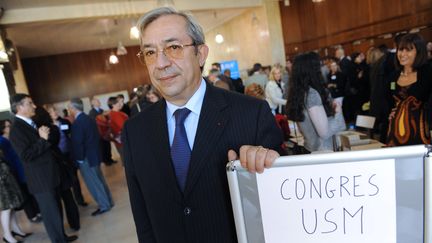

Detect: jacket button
[184, 207, 191, 216]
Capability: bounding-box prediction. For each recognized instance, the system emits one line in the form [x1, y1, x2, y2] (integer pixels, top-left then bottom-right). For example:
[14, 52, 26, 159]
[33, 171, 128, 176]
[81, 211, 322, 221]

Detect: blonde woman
[265, 66, 287, 115]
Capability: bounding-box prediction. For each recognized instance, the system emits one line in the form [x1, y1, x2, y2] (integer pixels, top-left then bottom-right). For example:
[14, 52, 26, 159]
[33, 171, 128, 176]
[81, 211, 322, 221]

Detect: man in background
[68, 98, 114, 216]
[117, 94, 131, 116]
[9, 93, 77, 242]
[210, 62, 235, 91]
[88, 97, 117, 166]
[207, 68, 230, 90]
[244, 63, 268, 89]
[223, 69, 244, 93]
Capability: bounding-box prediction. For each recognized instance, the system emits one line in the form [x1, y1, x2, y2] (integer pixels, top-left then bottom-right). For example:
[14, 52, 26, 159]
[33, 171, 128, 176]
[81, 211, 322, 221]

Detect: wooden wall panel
[22, 45, 150, 105]
[280, 0, 432, 57]
[280, 2, 302, 44]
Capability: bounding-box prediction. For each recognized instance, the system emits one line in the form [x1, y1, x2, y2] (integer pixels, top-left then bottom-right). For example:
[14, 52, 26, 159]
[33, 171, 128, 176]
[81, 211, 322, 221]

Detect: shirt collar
[166, 78, 206, 122]
[15, 114, 34, 127]
[74, 111, 82, 119]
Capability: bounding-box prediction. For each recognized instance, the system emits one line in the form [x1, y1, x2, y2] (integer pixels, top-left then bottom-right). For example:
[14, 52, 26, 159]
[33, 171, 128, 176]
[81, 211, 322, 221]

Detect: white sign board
[256, 159, 396, 243]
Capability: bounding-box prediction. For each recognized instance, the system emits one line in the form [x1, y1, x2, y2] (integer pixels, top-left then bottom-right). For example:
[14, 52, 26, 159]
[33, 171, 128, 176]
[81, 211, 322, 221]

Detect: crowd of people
[0, 86, 163, 242]
[205, 32, 432, 153]
[0, 5, 431, 243]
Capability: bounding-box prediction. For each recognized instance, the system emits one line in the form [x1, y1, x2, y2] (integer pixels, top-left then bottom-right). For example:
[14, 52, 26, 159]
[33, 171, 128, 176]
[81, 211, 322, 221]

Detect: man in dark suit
[46, 105, 88, 207]
[68, 98, 114, 216]
[9, 94, 77, 243]
[224, 69, 244, 93]
[211, 62, 236, 91]
[130, 84, 153, 117]
[335, 47, 357, 123]
[122, 7, 283, 243]
[117, 94, 131, 116]
[88, 97, 116, 166]
[88, 97, 103, 120]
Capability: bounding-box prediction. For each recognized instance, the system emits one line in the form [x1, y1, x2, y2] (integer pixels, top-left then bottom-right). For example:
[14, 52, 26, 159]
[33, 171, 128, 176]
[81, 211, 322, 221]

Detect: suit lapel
[14, 117, 38, 136]
[184, 85, 229, 197]
[147, 101, 183, 200]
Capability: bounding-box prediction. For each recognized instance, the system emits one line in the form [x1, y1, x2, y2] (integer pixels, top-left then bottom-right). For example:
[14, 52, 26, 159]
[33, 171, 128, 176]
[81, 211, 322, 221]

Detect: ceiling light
[130, 26, 140, 40]
[117, 42, 127, 56]
[215, 34, 224, 44]
[352, 40, 362, 45]
[312, 0, 325, 2]
[378, 33, 393, 39]
[109, 52, 119, 64]
[409, 28, 420, 33]
[284, 0, 290, 6]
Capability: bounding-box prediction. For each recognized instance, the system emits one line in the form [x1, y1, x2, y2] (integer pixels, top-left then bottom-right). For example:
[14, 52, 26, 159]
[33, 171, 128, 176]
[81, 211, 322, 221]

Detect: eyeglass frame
[136, 42, 197, 65]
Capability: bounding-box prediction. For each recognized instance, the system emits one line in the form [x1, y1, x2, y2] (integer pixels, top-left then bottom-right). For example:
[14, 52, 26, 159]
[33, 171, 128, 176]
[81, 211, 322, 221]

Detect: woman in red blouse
[107, 96, 128, 157]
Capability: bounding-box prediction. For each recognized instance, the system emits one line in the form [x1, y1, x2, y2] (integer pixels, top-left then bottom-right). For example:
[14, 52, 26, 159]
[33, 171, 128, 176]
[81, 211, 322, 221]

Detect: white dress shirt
[166, 79, 206, 149]
[15, 114, 36, 128]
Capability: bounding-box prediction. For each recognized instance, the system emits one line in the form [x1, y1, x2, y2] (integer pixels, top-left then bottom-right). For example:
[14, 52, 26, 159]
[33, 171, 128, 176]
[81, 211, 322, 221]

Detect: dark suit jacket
[339, 57, 356, 89]
[130, 98, 152, 117]
[9, 117, 60, 194]
[383, 52, 397, 76]
[88, 107, 103, 120]
[122, 84, 283, 243]
[71, 113, 101, 167]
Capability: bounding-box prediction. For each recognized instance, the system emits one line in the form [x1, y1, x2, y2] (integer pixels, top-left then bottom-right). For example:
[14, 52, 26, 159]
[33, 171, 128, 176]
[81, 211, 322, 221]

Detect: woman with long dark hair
[386, 33, 432, 146]
[286, 52, 345, 152]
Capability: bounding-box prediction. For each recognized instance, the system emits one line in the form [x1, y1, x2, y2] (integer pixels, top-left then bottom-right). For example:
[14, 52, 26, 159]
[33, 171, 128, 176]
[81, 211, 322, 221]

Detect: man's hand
[38, 126, 50, 140]
[228, 145, 280, 174]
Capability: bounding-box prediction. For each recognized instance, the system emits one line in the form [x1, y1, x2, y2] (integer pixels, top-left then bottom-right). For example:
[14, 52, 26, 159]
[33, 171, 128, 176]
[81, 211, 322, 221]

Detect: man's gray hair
[137, 7, 205, 47]
[69, 98, 84, 112]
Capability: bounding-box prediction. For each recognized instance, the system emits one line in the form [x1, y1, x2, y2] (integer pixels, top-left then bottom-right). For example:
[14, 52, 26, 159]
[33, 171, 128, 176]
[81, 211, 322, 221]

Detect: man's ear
[197, 44, 209, 67]
[15, 103, 23, 113]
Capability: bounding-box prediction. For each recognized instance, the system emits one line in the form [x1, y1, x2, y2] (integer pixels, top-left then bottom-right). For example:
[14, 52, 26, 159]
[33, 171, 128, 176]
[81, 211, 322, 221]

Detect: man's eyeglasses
[137, 43, 196, 65]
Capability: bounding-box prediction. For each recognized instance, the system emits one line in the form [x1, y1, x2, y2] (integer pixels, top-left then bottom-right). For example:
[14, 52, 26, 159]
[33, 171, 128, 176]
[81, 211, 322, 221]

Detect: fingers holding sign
[228, 145, 280, 174]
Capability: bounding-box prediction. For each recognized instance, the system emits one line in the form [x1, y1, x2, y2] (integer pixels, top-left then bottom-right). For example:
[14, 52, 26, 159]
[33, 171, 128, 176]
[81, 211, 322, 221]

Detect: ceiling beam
[0, 0, 262, 26]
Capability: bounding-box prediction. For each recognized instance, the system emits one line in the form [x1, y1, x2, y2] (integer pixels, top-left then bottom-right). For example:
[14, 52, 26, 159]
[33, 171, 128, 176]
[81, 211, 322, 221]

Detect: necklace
[401, 70, 415, 76]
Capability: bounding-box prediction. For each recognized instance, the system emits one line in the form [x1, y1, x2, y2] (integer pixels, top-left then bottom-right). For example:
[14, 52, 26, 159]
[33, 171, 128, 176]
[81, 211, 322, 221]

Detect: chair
[355, 115, 376, 138]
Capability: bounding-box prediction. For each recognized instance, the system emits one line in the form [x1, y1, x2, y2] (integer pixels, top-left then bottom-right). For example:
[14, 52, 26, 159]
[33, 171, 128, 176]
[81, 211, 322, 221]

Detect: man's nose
[155, 50, 171, 69]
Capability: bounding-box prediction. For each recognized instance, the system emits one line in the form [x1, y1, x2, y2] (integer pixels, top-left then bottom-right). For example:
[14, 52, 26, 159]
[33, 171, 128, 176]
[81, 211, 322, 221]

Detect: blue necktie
[31, 121, 37, 129]
[171, 108, 192, 191]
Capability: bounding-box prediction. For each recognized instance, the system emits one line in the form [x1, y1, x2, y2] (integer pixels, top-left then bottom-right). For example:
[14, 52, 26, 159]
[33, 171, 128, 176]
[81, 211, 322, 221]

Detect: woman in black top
[387, 33, 432, 146]
[326, 60, 347, 100]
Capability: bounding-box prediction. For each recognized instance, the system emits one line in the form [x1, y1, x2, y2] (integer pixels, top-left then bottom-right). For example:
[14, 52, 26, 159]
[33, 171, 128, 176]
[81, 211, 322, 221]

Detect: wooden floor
[13, 153, 138, 243]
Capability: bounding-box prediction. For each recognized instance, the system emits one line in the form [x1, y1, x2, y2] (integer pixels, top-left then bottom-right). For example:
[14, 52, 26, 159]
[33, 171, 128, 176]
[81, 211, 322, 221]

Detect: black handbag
[290, 122, 310, 155]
